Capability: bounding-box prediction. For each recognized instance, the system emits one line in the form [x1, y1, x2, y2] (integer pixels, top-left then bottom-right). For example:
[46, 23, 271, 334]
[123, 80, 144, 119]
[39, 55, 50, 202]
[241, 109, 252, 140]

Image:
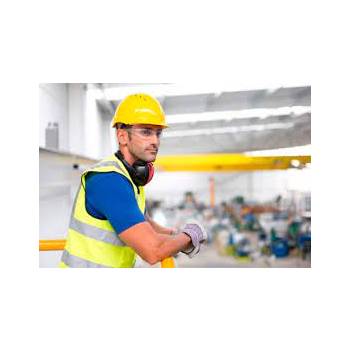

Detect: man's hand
[180, 221, 208, 258]
[119, 222, 191, 265]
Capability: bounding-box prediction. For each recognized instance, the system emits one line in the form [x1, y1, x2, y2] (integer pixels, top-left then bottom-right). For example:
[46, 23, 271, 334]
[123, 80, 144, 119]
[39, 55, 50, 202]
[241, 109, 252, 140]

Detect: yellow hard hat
[112, 93, 168, 128]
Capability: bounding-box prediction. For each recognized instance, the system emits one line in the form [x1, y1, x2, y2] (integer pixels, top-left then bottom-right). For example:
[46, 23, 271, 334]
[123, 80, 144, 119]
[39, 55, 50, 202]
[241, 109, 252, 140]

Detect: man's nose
[150, 132, 160, 145]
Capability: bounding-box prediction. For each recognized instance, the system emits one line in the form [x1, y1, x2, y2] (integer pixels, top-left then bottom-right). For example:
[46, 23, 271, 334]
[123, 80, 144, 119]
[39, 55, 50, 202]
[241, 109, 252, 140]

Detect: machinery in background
[257, 210, 311, 259]
[146, 191, 311, 263]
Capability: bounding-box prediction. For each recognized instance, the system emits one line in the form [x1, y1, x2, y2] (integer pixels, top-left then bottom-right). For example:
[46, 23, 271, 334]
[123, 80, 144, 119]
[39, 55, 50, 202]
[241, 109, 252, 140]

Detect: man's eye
[141, 129, 152, 136]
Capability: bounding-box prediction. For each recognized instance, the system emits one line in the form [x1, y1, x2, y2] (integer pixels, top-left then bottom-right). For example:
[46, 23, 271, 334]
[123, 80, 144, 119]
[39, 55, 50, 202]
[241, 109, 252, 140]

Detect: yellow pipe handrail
[160, 257, 176, 268]
[39, 239, 175, 268]
[39, 239, 66, 251]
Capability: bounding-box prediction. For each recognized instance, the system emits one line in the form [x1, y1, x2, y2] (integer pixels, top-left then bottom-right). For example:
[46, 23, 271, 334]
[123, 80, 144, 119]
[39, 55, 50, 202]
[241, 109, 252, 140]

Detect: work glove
[180, 221, 208, 258]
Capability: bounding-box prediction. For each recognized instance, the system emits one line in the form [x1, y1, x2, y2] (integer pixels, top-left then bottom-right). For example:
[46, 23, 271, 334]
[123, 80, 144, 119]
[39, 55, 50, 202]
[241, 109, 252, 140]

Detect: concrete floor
[40, 245, 311, 268]
[174, 244, 311, 268]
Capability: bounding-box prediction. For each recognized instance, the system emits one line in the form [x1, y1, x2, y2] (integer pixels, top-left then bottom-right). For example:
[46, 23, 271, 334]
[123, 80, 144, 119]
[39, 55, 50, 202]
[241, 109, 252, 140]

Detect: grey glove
[181, 221, 208, 258]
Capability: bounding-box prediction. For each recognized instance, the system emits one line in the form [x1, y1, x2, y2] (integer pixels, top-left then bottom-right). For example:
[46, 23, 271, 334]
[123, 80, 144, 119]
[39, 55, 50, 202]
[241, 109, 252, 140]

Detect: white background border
[1, 0, 349, 349]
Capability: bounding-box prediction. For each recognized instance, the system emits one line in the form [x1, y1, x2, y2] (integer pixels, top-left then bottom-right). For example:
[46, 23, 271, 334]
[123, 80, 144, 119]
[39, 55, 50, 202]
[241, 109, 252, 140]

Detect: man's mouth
[147, 149, 158, 154]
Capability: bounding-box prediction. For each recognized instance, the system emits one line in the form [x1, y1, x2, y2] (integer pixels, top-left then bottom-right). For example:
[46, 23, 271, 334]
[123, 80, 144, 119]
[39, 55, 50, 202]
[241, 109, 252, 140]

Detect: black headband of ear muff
[115, 151, 154, 187]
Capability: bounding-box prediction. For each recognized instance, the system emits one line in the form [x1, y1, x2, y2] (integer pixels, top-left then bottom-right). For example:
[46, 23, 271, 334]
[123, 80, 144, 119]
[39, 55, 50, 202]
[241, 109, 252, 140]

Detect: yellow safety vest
[59, 154, 146, 268]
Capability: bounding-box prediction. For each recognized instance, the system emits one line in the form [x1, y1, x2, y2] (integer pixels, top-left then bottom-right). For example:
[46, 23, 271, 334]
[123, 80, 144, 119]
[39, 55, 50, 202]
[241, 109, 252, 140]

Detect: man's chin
[145, 151, 158, 162]
[140, 154, 157, 163]
[148, 155, 157, 163]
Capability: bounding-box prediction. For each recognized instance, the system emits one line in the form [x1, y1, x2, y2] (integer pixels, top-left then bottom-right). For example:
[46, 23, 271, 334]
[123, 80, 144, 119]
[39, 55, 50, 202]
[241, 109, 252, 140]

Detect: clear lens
[128, 127, 163, 139]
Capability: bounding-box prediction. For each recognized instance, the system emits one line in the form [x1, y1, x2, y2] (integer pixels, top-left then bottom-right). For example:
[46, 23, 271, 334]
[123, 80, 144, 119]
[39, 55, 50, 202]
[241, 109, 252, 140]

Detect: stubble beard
[129, 146, 157, 163]
[127, 133, 158, 163]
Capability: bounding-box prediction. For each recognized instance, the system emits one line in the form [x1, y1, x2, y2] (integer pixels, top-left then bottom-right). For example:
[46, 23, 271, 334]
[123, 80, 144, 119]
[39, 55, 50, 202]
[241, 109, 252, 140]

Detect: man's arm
[85, 173, 205, 264]
[146, 216, 174, 235]
[119, 222, 191, 265]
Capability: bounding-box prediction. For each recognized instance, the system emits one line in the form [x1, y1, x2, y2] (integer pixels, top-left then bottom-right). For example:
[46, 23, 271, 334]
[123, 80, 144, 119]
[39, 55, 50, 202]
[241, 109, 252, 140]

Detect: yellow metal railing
[39, 239, 66, 251]
[160, 257, 176, 268]
[39, 239, 175, 268]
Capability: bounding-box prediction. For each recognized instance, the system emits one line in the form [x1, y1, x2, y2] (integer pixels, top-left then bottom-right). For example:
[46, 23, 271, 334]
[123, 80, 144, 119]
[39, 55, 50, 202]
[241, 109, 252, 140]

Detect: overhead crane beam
[154, 154, 311, 172]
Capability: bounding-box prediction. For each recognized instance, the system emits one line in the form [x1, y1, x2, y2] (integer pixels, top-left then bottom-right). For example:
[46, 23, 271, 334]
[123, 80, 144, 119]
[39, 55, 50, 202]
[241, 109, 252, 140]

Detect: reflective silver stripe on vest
[61, 250, 111, 268]
[69, 216, 126, 246]
[91, 160, 123, 172]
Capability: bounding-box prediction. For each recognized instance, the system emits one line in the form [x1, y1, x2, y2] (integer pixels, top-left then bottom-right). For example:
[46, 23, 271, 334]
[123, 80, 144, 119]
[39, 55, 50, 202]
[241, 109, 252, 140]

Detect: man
[60, 93, 207, 268]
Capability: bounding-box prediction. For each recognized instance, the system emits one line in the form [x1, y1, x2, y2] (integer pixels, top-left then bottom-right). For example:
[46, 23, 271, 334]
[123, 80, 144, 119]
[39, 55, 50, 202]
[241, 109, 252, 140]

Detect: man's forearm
[148, 217, 174, 235]
[154, 232, 192, 263]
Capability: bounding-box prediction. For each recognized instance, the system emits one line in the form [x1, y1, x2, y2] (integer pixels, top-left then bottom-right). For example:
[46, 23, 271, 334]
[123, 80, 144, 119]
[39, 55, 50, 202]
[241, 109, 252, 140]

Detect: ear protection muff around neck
[115, 151, 154, 187]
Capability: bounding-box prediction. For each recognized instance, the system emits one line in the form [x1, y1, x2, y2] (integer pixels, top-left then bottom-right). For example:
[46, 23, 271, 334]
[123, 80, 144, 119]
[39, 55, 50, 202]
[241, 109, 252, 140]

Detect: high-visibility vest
[59, 154, 146, 268]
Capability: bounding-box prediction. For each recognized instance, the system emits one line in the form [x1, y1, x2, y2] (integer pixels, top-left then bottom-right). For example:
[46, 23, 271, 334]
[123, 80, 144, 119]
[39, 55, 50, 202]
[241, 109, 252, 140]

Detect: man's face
[120, 124, 163, 163]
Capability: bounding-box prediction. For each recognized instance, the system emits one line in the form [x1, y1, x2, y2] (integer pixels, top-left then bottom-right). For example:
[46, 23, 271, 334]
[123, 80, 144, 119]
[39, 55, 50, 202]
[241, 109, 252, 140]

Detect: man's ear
[116, 128, 128, 146]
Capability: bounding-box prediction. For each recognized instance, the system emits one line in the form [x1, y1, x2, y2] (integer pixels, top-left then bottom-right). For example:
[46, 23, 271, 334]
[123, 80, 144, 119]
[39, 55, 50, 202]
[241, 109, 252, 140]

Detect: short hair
[116, 123, 132, 142]
[115, 123, 128, 130]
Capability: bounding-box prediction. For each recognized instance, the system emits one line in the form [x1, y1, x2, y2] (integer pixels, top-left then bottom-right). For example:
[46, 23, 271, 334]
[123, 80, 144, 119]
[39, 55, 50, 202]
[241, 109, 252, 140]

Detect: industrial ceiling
[93, 83, 311, 155]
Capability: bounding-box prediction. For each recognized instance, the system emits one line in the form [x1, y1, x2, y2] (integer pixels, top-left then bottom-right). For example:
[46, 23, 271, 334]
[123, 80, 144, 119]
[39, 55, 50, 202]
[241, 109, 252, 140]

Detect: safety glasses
[125, 127, 163, 139]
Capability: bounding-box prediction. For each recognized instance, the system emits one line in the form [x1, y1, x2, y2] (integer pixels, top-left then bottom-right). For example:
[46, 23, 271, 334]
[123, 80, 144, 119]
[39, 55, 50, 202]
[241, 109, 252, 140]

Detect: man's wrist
[181, 232, 194, 253]
[169, 228, 177, 235]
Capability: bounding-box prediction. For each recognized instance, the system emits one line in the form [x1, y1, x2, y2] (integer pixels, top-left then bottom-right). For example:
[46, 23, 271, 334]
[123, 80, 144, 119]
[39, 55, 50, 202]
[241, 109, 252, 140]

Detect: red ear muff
[147, 162, 154, 184]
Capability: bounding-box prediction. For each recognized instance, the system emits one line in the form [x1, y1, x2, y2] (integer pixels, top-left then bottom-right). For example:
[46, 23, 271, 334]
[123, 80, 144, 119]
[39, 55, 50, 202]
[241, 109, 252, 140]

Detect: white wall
[68, 84, 86, 155]
[39, 83, 112, 159]
[39, 152, 80, 268]
[84, 89, 101, 158]
[39, 149, 96, 267]
[39, 84, 69, 151]
[146, 168, 311, 206]
[101, 117, 116, 157]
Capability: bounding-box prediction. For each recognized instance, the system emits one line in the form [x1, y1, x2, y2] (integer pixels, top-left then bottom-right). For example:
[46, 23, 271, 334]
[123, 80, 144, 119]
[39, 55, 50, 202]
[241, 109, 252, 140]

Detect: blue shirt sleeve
[85, 172, 145, 234]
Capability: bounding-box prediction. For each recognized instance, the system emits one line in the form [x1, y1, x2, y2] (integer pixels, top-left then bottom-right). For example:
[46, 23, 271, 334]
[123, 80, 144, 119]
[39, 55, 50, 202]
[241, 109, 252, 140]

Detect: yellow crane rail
[155, 154, 311, 172]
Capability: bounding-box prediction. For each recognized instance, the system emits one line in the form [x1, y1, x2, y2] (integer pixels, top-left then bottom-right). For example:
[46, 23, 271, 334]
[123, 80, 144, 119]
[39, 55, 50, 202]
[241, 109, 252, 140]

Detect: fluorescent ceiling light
[162, 122, 294, 138]
[166, 106, 311, 124]
[97, 83, 310, 101]
[246, 144, 311, 156]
